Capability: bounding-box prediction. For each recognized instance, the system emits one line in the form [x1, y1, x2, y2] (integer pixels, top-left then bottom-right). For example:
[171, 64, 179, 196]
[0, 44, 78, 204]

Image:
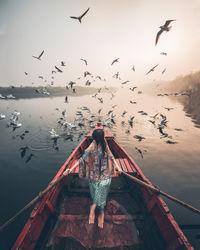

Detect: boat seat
[69, 158, 136, 176]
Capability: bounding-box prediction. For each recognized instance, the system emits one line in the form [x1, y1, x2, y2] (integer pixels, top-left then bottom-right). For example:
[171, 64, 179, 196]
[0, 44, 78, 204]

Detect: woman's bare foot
[89, 204, 96, 224]
[89, 213, 95, 224]
[98, 211, 104, 228]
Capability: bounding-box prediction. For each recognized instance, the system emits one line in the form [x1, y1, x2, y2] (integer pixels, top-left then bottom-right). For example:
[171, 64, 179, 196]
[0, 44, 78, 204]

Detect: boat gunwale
[12, 126, 194, 250]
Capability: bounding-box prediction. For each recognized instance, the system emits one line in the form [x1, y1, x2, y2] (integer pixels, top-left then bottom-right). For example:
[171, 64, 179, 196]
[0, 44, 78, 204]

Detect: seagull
[160, 52, 167, 56]
[84, 71, 92, 77]
[148, 120, 155, 125]
[0, 113, 6, 119]
[128, 116, 135, 127]
[25, 153, 34, 163]
[68, 81, 76, 88]
[107, 110, 113, 116]
[155, 20, 176, 46]
[121, 80, 130, 85]
[110, 113, 116, 124]
[162, 68, 166, 74]
[133, 135, 145, 142]
[19, 146, 29, 158]
[32, 50, 44, 60]
[113, 72, 119, 79]
[130, 100, 137, 104]
[92, 93, 98, 98]
[146, 64, 159, 75]
[174, 128, 183, 131]
[131, 65, 135, 71]
[85, 80, 91, 86]
[70, 8, 90, 23]
[55, 66, 63, 73]
[165, 140, 177, 144]
[135, 147, 144, 158]
[98, 97, 103, 103]
[97, 108, 102, 114]
[80, 58, 88, 65]
[150, 113, 159, 119]
[111, 58, 119, 65]
[129, 87, 137, 91]
[96, 76, 102, 80]
[121, 111, 127, 117]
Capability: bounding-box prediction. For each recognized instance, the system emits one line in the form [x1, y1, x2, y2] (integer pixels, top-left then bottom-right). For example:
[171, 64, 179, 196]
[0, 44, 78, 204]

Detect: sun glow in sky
[0, 0, 200, 87]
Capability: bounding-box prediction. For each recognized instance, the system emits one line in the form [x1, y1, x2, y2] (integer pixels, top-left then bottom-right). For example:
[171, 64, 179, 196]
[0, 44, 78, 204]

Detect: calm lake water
[0, 87, 200, 249]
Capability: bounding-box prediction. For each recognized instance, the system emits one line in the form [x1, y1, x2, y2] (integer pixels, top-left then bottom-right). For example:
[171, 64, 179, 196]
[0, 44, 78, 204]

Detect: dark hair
[92, 129, 106, 155]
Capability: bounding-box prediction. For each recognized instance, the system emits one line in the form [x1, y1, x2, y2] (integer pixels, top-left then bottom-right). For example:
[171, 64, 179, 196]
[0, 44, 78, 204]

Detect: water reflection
[0, 89, 200, 248]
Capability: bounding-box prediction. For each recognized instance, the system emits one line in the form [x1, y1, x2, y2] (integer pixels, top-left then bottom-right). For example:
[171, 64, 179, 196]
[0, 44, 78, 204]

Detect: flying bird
[121, 111, 127, 117]
[162, 68, 166, 74]
[121, 80, 130, 85]
[113, 72, 119, 79]
[68, 81, 76, 88]
[32, 50, 44, 60]
[84, 71, 92, 77]
[155, 20, 176, 46]
[70, 8, 90, 23]
[133, 135, 145, 142]
[96, 76, 102, 80]
[55, 66, 63, 73]
[111, 58, 119, 65]
[19, 146, 29, 158]
[25, 153, 34, 163]
[97, 108, 102, 114]
[131, 65, 135, 71]
[146, 64, 159, 75]
[135, 147, 144, 159]
[129, 87, 137, 91]
[80, 58, 88, 65]
[160, 52, 167, 56]
[130, 100, 137, 104]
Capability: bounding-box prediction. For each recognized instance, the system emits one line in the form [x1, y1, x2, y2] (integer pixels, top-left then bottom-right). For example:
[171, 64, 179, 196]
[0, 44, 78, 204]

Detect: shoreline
[0, 86, 116, 99]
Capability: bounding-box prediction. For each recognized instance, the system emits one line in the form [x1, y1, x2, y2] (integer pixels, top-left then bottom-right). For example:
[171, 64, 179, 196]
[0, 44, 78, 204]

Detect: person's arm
[63, 160, 80, 176]
[106, 143, 122, 173]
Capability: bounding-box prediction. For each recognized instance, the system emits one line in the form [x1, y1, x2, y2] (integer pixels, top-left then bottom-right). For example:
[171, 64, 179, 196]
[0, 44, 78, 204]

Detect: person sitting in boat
[78, 128, 121, 228]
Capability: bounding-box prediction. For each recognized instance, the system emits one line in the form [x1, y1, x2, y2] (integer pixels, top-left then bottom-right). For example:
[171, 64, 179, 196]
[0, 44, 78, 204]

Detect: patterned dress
[79, 142, 114, 211]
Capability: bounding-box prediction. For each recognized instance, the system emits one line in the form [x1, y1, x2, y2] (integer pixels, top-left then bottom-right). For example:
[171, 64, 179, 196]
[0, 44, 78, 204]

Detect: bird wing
[111, 58, 119, 65]
[80, 8, 90, 19]
[80, 58, 87, 65]
[111, 60, 115, 65]
[55, 66, 63, 72]
[152, 64, 159, 70]
[155, 29, 163, 45]
[70, 16, 78, 19]
[146, 68, 152, 75]
[164, 19, 176, 27]
[38, 50, 44, 59]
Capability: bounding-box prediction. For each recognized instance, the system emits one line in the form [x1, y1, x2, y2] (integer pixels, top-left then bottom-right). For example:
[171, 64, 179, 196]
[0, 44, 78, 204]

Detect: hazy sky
[0, 0, 200, 87]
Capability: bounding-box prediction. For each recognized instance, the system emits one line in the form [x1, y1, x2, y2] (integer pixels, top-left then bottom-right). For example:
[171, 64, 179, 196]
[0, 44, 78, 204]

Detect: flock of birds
[0, 7, 188, 163]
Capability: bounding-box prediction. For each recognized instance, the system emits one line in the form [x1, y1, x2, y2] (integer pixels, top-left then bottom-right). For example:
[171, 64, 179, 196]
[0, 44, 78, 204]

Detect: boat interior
[35, 171, 168, 249]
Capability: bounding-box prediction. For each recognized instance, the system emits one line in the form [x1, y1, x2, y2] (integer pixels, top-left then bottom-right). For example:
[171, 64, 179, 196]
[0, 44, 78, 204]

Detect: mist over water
[0, 88, 200, 249]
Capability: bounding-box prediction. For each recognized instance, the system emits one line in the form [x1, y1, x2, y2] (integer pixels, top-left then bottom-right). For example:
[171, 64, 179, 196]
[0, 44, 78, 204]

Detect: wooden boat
[12, 124, 193, 250]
